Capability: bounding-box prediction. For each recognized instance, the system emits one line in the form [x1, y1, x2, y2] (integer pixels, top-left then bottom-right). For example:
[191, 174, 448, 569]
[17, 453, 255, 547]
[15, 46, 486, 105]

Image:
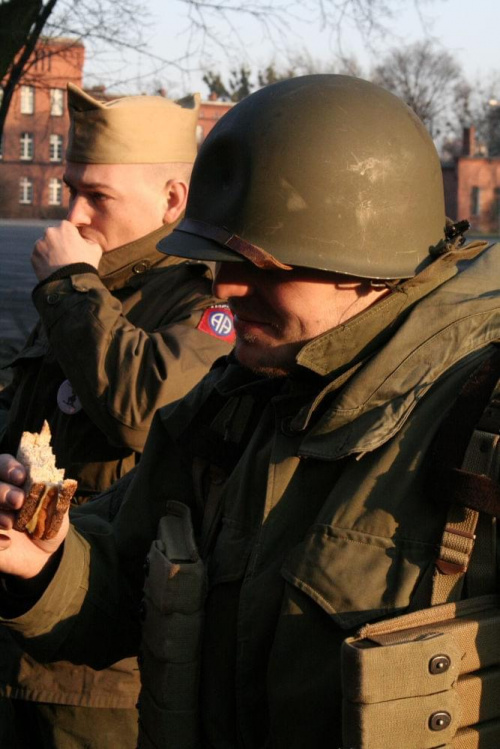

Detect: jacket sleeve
[31, 264, 232, 452]
[0, 404, 202, 668]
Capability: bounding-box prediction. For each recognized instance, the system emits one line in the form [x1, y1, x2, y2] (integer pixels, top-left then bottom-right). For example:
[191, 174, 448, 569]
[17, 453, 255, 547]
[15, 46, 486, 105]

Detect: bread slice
[13, 421, 78, 540]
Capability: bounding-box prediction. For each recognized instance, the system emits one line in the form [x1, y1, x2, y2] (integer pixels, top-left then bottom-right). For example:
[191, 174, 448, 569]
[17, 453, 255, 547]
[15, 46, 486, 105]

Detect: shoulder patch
[197, 304, 235, 343]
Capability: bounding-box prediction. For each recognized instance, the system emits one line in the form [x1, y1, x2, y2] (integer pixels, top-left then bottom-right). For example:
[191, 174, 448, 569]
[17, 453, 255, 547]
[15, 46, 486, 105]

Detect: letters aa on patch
[197, 305, 235, 343]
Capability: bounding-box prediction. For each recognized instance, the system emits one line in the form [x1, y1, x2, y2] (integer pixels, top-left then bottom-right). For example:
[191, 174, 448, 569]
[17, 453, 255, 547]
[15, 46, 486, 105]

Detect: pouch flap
[356, 594, 500, 675]
[342, 630, 462, 702]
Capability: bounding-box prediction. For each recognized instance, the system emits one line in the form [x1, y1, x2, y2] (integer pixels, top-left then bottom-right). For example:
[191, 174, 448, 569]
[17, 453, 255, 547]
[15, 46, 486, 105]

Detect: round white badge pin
[57, 379, 82, 415]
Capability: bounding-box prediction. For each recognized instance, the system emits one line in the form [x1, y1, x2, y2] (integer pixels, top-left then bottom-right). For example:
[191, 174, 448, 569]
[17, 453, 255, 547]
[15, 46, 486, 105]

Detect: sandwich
[13, 421, 78, 540]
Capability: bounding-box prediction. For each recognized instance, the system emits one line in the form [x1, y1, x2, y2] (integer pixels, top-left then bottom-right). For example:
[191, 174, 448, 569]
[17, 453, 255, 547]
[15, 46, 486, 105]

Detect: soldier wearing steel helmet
[0, 75, 499, 748]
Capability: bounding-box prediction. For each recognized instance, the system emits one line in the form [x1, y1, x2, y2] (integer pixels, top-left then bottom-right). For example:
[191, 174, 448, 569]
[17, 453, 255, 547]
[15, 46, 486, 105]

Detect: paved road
[0, 220, 56, 386]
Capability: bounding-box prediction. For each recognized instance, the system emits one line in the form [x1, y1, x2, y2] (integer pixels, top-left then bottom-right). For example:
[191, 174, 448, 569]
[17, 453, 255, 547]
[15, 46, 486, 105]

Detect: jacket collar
[97, 221, 184, 291]
[215, 242, 499, 458]
[298, 241, 500, 457]
[296, 241, 490, 378]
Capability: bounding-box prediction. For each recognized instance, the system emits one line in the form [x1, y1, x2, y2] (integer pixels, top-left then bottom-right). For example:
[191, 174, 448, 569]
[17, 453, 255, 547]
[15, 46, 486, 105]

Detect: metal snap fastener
[429, 655, 451, 675]
[133, 261, 150, 274]
[429, 711, 451, 731]
[46, 293, 60, 304]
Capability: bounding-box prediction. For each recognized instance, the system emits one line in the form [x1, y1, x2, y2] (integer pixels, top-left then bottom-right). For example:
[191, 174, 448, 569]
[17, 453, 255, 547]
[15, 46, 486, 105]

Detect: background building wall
[457, 157, 500, 233]
[0, 44, 233, 219]
[0, 39, 84, 218]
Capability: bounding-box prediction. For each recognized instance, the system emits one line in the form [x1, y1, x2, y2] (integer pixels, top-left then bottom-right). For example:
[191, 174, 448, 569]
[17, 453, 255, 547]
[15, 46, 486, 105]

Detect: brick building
[0, 39, 233, 220]
[0, 38, 85, 218]
[198, 99, 233, 144]
[442, 126, 500, 234]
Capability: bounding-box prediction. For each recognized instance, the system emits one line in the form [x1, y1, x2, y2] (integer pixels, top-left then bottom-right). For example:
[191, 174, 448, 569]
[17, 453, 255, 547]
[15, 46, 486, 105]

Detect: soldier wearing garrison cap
[0, 84, 234, 748]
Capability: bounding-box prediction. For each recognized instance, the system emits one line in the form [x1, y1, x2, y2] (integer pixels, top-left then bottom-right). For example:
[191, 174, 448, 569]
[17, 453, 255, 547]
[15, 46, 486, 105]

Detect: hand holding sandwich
[0, 423, 76, 578]
[0, 455, 67, 578]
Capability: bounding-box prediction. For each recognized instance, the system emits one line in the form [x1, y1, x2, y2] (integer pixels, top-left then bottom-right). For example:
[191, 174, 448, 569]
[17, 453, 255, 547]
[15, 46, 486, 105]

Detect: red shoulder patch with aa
[197, 304, 235, 343]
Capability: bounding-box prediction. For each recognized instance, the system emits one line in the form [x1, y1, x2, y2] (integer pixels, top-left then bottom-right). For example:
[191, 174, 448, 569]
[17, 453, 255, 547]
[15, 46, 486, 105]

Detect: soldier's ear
[162, 179, 189, 225]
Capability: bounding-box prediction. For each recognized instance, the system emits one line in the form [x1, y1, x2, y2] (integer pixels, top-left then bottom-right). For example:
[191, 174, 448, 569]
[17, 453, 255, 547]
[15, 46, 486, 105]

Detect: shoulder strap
[430, 346, 500, 605]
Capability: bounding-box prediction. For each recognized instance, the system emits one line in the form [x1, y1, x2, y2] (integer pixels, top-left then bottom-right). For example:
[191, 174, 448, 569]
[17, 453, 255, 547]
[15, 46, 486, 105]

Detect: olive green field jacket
[0, 222, 234, 496]
[2, 243, 500, 743]
[0, 222, 233, 710]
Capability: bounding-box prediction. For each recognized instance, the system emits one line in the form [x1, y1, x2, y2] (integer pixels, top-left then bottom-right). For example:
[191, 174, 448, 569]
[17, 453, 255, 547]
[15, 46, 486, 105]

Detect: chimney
[462, 125, 476, 156]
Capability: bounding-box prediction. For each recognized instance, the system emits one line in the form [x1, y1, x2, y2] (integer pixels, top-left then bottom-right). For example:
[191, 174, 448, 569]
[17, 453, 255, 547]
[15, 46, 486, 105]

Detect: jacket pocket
[281, 524, 436, 630]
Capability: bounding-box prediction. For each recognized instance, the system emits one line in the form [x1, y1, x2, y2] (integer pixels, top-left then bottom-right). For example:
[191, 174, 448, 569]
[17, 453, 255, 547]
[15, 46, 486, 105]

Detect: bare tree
[203, 50, 364, 101]
[0, 0, 149, 139]
[177, 0, 436, 62]
[1, 0, 444, 139]
[0, 0, 42, 81]
[371, 40, 465, 139]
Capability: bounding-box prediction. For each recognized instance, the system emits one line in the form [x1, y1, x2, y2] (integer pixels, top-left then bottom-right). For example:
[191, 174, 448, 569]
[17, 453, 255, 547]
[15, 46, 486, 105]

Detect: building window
[19, 177, 33, 205]
[48, 178, 63, 206]
[20, 132, 34, 160]
[494, 187, 500, 221]
[49, 134, 63, 162]
[470, 186, 480, 216]
[50, 88, 64, 116]
[20, 85, 35, 114]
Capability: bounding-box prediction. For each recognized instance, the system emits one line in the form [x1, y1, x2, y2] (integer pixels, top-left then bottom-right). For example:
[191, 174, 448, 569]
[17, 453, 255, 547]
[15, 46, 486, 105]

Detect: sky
[83, 0, 500, 99]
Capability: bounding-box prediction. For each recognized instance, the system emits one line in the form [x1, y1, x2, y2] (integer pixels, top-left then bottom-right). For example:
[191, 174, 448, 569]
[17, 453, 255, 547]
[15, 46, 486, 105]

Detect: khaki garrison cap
[66, 83, 200, 164]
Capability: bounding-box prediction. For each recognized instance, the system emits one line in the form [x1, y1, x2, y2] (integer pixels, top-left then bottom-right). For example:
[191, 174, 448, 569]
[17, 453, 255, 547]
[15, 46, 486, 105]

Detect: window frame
[49, 133, 64, 162]
[20, 132, 34, 161]
[19, 177, 34, 205]
[50, 88, 64, 117]
[20, 85, 35, 115]
[48, 177, 63, 206]
[470, 186, 481, 217]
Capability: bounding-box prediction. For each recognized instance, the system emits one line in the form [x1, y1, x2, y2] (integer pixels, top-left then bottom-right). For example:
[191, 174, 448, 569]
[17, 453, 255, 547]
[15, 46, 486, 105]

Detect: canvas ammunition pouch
[342, 348, 500, 749]
[342, 594, 500, 749]
[138, 501, 207, 749]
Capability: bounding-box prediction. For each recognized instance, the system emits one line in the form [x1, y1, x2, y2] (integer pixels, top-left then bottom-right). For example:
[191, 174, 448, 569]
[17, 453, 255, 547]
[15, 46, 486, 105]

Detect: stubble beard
[234, 332, 298, 378]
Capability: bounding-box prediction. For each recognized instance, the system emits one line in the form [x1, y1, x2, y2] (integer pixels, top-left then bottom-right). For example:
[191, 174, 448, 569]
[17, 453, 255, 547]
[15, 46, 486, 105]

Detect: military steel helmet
[158, 75, 446, 279]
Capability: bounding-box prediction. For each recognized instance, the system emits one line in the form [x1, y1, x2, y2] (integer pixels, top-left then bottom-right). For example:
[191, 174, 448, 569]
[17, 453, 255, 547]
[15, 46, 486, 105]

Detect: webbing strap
[431, 375, 500, 605]
[431, 507, 479, 604]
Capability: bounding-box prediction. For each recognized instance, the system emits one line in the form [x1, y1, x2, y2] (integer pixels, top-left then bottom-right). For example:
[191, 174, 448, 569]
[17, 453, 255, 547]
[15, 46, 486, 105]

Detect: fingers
[0, 455, 26, 514]
[32, 221, 102, 280]
[0, 454, 26, 486]
[0, 457, 26, 545]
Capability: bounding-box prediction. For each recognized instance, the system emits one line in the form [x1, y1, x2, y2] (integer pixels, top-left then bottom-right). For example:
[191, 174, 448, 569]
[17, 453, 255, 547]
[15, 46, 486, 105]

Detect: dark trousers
[0, 697, 138, 748]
